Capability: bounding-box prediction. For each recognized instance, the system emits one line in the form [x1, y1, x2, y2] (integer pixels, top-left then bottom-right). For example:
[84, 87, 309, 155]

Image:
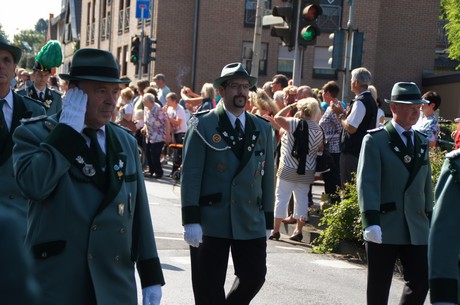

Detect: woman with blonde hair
[269, 97, 324, 242]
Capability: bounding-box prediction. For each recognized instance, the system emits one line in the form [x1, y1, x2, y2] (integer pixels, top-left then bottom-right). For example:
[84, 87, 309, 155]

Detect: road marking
[312, 259, 362, 269]
[275, 246, 306, 251]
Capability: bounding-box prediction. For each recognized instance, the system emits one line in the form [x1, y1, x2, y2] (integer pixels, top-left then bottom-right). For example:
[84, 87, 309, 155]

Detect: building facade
[55, 0, 440, 109]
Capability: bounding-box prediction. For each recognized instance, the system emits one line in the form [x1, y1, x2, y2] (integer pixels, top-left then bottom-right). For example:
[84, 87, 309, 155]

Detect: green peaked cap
[35, 40, 63, 69]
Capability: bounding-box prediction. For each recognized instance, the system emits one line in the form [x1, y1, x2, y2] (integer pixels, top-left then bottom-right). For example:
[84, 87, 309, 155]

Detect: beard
[232, 95, 247, 109]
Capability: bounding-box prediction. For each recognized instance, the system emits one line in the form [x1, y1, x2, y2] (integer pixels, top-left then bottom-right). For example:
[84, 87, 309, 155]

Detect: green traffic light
[301, 26, 317, 42]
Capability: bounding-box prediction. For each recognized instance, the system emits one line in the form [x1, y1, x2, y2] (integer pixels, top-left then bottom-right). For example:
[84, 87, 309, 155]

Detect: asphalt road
[139, 170, 430, 305]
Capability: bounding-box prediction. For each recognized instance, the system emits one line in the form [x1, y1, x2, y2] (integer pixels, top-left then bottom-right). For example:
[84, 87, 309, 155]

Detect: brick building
[56, 0, 440, 106]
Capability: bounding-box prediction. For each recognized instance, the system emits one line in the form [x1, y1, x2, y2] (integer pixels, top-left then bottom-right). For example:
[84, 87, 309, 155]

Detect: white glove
[363, 225, 382, 244]
[183, 223, 203, 248]
[60, 87, 87, 133]
[142, 285, 162, 305]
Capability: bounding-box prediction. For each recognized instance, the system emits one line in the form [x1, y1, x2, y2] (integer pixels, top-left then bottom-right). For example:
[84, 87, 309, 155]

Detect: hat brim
[0, 43, 22, 64]
[384, 99, 429, 104]
[213, 75, 257, 89]
[59, 74, 130, 84]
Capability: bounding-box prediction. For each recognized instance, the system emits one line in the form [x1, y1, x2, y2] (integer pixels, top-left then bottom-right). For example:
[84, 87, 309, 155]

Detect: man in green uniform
[13, 48, 164, 305]
[16, 40, 63, 115]
[429, 148, 460, 305]
[357, 82, 433, 305]
[0, 34, 45, 239]
[181, 63, 275, 305]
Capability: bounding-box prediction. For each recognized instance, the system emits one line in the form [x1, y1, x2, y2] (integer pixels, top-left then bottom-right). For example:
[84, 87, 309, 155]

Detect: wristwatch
[338, 113, 346, 119]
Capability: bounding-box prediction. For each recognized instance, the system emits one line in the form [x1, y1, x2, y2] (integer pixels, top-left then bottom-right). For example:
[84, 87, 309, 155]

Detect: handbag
[316, 129, 334, 174]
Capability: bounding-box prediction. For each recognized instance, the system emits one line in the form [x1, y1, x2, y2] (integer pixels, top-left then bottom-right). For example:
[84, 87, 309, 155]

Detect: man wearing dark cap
[16, 41, 63, 115]
[13, 48, 164, 305]
[357, 82, 433, 305]
[0, 34, 45, 237]
[0, 33, 44, 305]
[181, 63, 275, 305]
[153, 73, 170, 106]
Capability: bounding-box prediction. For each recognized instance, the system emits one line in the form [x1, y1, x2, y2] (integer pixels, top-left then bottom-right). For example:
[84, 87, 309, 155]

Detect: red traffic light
[302, 4, 323, 21]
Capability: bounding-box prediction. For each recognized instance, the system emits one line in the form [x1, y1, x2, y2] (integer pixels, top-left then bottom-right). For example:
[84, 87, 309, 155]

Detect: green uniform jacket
[13, 115, 164, 305]
[181, 104, 275, 239]
[16, 85, 62, 115]
[0, 92, 45, 239]
[357, 122, 433, 245]
[429, 149, 460, 304]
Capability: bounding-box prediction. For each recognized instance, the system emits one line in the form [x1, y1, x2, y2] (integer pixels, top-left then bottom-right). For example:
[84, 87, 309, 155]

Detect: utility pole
[292, 0, 302, 86]
[250, 0, 265, 78]
[138, 7, 145, 80]
[342, 0, 355, 103]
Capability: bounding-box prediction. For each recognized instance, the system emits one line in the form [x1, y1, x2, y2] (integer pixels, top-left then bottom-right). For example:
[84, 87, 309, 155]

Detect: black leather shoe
[268, 232, 280, 241]
[289, 233, 303, 242]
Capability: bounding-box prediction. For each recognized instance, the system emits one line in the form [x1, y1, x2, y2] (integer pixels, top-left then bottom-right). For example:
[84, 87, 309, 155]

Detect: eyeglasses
[227, 83, 250, 90]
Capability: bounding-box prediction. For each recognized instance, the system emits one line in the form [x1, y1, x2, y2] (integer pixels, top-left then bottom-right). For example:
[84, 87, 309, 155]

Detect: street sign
[136, 0, 150, 19]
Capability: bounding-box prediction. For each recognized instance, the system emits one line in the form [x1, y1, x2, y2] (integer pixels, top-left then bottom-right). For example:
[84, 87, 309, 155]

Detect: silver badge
[403, 155, 412, 163]
[118, 203, 125, 216]
[82, 164, 96, 176]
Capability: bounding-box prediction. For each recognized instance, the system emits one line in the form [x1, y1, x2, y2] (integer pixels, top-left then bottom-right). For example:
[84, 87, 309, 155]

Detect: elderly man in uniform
[429, 147, 460, 305]
[181, 63, 275, 305]
[13, 48, 164, 305]
[357, 82, 433, 305]
[0, 34, 45, 239]
[16, 41, 63, 115]
[0, 34, 44, 304]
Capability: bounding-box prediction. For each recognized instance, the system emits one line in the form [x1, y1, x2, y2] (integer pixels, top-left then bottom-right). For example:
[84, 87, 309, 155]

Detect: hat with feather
[33, 40, 63, 72]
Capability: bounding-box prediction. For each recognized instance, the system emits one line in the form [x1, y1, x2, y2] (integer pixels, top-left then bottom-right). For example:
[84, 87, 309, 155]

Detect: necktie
[39, 92, 44, 101]
[235, 118, 244, 140]
[83, 128, 106, 170]
[0, 99, 9, 152]
[403, 130, 414, 156]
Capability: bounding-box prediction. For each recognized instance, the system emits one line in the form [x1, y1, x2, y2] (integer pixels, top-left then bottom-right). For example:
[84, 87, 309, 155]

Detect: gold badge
[217, 163, 226, 172]
[212, 134, 221, 143]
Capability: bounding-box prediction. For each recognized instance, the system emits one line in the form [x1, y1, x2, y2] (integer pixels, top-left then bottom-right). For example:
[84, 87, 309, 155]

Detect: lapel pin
[118, 203, 125, 216]
[403, 155, 412, 163]
[82, 164, 96, 176]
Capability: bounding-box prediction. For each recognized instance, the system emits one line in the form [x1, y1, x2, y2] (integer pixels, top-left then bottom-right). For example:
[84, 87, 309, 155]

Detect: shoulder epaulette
[367, 126, 384, 133]
[109, 121, 134, 134]
[23, 95, 46, 108]
[414, 129, 428, 137]
[20, 114, 48, 124]
[446, 148, 460, 159]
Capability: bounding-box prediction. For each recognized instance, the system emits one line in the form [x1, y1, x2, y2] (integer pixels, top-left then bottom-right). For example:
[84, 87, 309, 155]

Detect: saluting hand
[60, 87, 87, 133]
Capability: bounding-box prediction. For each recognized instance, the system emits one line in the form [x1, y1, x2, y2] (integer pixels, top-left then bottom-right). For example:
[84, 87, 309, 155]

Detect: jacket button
[91, 225, 97, 231]
[9, 194, 15, 199]
[114, 255, 120, 262]
[41, 252, 47, 258]
[119, 227, 125, 234]
[88, 254, 94, 260]
[208, 201, 212, 205]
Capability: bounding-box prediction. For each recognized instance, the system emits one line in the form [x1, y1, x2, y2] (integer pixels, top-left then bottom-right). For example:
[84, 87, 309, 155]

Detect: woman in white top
[269, 98, 324, 242]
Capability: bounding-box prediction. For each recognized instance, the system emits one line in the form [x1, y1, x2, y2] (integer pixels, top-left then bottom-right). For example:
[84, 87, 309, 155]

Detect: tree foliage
[442, 0, 460, 68]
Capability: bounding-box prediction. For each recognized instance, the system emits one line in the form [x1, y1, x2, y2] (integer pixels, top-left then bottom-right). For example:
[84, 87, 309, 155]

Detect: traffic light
[270, 2, 297, 50]
[328, 30, 345, 69]
[142, 37, 156, 65]
[130, 36, 140, 65]
[351, 31, 364, 69]
[298, 1, 323, 47]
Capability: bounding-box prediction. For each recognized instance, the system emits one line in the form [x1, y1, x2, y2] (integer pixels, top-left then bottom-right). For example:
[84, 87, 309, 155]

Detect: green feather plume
[35, 40, 63, 68]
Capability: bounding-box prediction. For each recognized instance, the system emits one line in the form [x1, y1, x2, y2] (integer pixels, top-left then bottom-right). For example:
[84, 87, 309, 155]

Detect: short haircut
[422, 91, 441, 110]
[121, 87, 134, 100]
[166, 92, 178, 102]
[272, 74, 289, 89]
[351, 67, 372, 87]
[136, 79, 150, 92]
[322, 81, 340, 98]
